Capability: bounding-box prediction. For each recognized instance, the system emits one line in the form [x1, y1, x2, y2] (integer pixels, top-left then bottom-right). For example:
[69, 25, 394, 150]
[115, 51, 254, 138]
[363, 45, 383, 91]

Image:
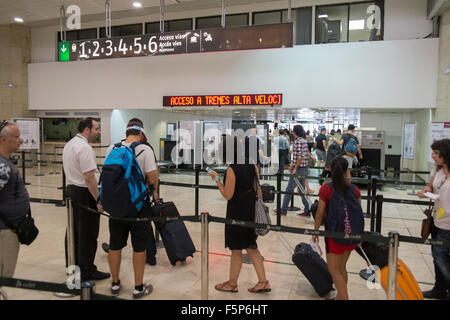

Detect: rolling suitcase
[358, 244, 423, 300]
[278, 234, 334, 298]
[380, 259, 424, 300]
[261, 183, 275, 203]
[151, 200, 196, 266]
[159, 220, 196, 266]
[292, 242, 334, 297]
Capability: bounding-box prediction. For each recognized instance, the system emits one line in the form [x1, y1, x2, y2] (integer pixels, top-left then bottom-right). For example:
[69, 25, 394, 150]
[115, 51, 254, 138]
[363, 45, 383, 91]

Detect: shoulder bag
[254, 166, 271, 236]
[421, 201, 434, 239]
[0, 209, 39, 245]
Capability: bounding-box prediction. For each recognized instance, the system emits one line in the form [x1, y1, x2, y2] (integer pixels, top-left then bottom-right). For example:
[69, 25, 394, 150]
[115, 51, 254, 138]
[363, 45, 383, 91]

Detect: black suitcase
[261, 183, 275, 203]
[292, 243, 333, 297]
[354, 232, 389, 269]
[151, 200, 196, 266]
[151, 200, 180, 230]
[159, 220, 196, 266]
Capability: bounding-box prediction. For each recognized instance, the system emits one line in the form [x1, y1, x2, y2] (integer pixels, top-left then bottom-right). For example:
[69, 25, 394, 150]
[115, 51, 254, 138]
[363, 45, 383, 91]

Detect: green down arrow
[59, 42, 70, 61]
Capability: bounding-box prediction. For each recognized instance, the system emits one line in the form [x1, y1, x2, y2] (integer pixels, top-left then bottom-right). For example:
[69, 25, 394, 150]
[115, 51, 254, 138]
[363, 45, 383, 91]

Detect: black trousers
[65, 185, 100, 278]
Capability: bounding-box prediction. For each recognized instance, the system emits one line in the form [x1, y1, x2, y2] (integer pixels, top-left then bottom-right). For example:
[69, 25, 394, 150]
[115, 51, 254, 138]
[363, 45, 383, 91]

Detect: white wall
[360, 111, 411, 155]
[28, 38, 439, 111]
[30, 0, 433, 63]
[384, 0, 433, 40]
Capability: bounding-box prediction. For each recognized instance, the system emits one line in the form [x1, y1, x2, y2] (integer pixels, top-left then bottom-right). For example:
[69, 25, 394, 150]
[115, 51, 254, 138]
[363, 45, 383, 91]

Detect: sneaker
[111, 281, 121, 295]
[133, 284, 153, 299]
[102, 242, 110, 254]
[146, 255, 157, 266]
[272, 208, 287, 216]
[298, 212, 311, 217]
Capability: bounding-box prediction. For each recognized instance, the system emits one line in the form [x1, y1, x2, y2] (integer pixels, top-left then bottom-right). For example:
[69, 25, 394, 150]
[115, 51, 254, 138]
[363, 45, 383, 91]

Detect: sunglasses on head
[0, 120, 9, 133]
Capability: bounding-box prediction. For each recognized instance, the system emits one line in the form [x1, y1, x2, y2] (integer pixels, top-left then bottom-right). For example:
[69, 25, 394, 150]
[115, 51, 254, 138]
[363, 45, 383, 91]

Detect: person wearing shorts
[312, 156, 362, 300]
[104, 118, 159, 299]
[315, 128, 328, 172]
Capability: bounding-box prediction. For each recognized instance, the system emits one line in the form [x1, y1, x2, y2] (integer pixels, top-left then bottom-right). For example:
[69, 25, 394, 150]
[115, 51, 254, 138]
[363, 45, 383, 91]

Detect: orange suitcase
[380, 258, 424, 300]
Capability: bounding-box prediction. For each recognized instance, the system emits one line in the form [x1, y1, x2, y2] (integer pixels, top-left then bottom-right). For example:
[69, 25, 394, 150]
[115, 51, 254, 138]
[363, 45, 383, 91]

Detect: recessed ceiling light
[14, 17, 24, 23]
[132, 2, 142, 8]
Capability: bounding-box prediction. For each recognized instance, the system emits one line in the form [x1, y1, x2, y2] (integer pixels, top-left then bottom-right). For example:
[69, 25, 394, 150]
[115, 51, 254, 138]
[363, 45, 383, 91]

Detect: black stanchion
[376, 195, 383, 233]
[22, 151, 30, 186]
[370, 178, 378, 231]
[277, 171, 282, 226]
[365, 170, 372, 219]
[195, 166, 199, 217]
[288, 195, 301, 212]
[56, 171, 66, 207]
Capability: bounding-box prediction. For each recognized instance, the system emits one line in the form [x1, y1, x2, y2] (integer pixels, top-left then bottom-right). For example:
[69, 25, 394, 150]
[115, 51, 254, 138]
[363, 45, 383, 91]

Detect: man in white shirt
[104, 118, 159, 299]
[62, 118, 110, 282]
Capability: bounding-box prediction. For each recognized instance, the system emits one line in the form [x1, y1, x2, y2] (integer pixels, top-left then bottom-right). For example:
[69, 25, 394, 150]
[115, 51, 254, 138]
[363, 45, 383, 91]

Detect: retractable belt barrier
[0, 277, 123, 300]
[72, 201, 450, 249]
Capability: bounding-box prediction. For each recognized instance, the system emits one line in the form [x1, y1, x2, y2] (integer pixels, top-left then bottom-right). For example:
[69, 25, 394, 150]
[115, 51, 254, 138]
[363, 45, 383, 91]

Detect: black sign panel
[58, 23, 293, 62]
[163, 94, 283, 107]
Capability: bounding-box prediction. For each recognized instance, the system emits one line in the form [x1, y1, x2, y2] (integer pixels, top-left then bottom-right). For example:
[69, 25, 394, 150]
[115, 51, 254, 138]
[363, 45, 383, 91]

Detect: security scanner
[354, 130, 385, 180]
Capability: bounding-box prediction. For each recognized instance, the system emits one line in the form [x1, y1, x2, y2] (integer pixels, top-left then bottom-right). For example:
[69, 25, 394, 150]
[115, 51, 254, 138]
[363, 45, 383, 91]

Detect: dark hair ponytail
[330, 156, 349, 196]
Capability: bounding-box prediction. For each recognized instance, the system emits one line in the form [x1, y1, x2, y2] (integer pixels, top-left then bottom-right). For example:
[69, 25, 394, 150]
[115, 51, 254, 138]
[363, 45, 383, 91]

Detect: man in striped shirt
[274, 125, 311, 216]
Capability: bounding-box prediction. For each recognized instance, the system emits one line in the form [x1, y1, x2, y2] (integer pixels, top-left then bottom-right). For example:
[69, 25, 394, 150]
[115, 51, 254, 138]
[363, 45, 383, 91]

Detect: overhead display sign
[58, 23, 293, 62]
[163, 94, 283, 107]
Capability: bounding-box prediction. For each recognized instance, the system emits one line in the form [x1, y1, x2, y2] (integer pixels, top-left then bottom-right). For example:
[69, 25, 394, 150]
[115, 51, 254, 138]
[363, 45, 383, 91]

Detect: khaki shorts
[0, 229, 20, 278]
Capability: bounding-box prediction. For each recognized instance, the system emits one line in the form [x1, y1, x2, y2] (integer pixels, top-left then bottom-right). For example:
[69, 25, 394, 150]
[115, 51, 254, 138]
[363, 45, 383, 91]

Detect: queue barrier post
[81, 281, 95, 300]
[366, 170, 372, 219]
[376, 195, 384, 233]
[54, 197, 77, 298]
[370, 178, 378, 232]
[195, 166, 200, 217]
[201, 212, 209, 300]
[386, 231, 400, 300]
[276, 171, 282, 226]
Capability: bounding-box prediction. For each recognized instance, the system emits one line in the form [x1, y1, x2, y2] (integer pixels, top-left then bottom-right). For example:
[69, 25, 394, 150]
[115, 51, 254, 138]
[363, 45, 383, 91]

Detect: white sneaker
[133, 284, 153, 299]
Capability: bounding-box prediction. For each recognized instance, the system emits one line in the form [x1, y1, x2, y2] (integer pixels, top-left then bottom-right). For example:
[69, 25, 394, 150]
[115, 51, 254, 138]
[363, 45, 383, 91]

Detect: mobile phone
[206, 167, 212, 173]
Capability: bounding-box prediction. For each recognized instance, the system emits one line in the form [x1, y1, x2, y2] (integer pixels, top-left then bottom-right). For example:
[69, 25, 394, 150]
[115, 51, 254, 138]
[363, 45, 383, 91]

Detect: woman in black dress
[208, 135, 270, 293]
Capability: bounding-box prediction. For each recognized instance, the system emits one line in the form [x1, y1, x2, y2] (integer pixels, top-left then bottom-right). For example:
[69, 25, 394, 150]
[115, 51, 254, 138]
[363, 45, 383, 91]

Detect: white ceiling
[0, 0, 274, 27]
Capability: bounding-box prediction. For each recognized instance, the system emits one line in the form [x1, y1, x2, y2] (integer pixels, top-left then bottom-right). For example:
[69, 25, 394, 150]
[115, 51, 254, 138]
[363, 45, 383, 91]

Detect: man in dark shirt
[315, 128, 327, 171]
[0, 121, 29, 285]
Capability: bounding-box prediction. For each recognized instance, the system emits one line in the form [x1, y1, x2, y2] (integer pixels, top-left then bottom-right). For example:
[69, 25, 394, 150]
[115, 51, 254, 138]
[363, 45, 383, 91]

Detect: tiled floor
[1, 165, 435, 300]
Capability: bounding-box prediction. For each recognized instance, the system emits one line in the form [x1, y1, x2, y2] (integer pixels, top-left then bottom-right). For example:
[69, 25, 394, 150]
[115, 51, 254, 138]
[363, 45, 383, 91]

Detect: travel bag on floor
[291, 242, 334, 297]
[261, 183, 275, 203]
[379, 258, 424, 300]
[152, 199, 196, 266]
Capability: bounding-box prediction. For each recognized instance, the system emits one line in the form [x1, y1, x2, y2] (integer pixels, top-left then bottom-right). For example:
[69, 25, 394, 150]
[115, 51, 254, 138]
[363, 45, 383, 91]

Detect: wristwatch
[214, 176, 220, 183]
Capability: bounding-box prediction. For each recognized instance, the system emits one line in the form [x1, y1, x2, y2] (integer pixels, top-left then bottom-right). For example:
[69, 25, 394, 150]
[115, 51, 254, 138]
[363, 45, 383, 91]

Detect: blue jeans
[278, 149, 289, 173]
[431, 227, 450, 293]
[282, 167, 310, 213]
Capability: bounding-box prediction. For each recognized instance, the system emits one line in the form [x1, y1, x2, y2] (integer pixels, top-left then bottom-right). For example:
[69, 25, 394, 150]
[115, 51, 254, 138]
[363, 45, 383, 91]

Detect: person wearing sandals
[207, 135, 271, 294]
[417, 139, 450, 299]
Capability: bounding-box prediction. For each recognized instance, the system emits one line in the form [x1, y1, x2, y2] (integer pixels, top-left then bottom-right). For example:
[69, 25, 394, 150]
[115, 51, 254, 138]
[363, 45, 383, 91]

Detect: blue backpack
[99, 142, 148, 218]
[344, 137, 358, 157]
[326, 183, 364, 246]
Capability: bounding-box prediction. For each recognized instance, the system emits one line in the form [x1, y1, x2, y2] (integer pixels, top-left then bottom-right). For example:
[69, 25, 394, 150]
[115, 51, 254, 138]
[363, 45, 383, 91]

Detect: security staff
[62, 117, 110, 282]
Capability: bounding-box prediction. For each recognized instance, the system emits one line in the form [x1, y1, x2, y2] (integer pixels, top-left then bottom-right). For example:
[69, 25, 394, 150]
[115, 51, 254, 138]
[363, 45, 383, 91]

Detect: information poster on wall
[402, 122, 416, 160]
[429, 122, 450, 162]
[13, 118, 40, 150]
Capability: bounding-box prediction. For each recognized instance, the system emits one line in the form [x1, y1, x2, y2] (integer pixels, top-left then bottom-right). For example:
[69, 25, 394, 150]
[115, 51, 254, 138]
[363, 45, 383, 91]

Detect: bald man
[0, 121, 30, 284]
